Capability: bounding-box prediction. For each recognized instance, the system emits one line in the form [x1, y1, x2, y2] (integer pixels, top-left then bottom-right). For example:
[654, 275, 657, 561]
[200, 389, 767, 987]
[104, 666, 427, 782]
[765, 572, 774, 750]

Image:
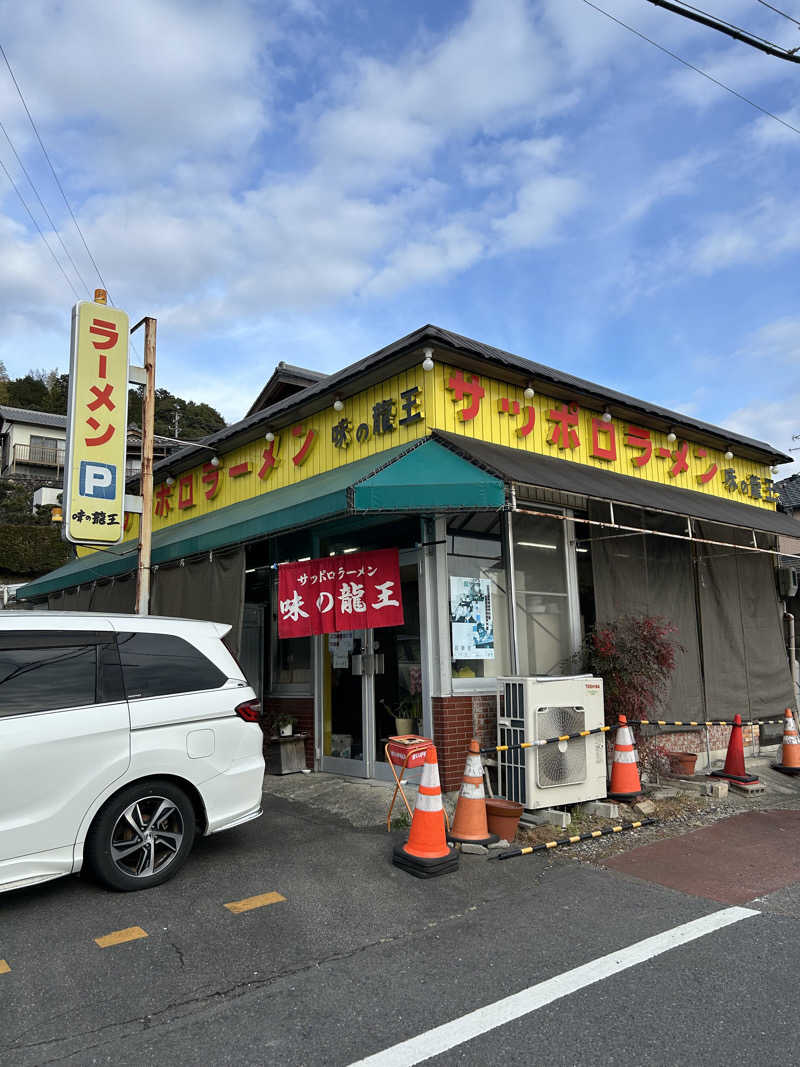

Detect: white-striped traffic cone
[607, 714, 642, 800]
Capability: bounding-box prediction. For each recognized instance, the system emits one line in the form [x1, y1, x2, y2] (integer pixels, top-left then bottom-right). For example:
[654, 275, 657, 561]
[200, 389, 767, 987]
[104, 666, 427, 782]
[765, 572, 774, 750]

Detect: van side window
[116, 632, 227, 699]
[0, 632, 98, 716]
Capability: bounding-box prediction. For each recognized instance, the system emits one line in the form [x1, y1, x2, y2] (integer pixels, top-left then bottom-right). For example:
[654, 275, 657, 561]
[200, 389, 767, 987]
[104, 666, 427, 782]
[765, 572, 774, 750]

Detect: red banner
[277, 548, 405, 638]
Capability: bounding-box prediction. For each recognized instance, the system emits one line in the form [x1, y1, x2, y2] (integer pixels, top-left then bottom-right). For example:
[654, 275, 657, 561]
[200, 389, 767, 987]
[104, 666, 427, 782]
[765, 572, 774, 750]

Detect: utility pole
[131, 317, 156, 615]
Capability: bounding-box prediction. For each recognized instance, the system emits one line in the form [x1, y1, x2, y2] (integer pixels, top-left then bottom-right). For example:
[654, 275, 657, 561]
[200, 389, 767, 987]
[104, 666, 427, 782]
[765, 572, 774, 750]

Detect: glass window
[273, 635, 312, 688]
[447, 514, 510, 681]
[269, 571, 312, 692]
[513, 512, 572, 676]
[0, 632, 98, 716]
[116, 632, 226, 699]
[28, 435, 61, 463]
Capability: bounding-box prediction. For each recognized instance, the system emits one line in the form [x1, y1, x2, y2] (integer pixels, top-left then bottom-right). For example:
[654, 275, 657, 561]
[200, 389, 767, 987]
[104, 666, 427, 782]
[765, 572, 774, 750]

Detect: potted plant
[276, 714, 297, 738]
[381, 698, 417, 736]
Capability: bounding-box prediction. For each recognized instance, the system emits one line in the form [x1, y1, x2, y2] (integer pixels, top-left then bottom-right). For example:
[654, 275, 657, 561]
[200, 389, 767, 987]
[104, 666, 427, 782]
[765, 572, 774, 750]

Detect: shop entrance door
[320, 560, 421, 780]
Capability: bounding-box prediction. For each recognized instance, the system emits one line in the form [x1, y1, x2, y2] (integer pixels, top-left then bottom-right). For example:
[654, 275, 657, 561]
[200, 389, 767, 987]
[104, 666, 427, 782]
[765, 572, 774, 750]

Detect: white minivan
[0, 613, 265, 893]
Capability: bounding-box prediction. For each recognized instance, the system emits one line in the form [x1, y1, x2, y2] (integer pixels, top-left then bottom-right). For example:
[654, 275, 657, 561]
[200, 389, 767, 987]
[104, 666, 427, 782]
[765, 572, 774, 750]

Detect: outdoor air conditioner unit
[496, 676, 607, 810]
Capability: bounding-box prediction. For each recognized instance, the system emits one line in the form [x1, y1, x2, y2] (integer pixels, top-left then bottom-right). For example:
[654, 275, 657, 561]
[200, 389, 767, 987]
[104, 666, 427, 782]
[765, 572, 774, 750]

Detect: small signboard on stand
[385, 734, 434, 831]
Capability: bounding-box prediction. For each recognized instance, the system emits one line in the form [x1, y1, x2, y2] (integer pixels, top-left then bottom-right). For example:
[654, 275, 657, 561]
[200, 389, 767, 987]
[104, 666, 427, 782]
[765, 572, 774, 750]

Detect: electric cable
[755, 0, 800, 31]
[663, 0, 792, 49]
[0, 150, 81, 300]
[0, 41, 112, 299]
[0, 118, 92, 296]
[580, 0, 800, 137]
[643, 0, 800, 58]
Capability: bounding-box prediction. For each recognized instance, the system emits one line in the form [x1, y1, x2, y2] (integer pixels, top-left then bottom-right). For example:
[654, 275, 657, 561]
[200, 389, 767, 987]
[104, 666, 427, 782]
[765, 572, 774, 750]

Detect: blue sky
[1, 1, 799, 469]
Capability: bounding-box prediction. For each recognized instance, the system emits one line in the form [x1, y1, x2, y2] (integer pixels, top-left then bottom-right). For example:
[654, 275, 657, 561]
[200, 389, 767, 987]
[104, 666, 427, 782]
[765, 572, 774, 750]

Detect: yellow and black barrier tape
[484, 718, 789, 755]
[497, 818, 658, 860]
[483, 724, 612, 755]
[635, 718, 787, 727]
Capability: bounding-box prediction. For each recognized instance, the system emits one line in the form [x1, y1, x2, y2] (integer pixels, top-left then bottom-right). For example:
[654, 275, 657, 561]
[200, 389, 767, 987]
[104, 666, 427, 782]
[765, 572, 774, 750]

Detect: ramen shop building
[19, 326, 799, 791]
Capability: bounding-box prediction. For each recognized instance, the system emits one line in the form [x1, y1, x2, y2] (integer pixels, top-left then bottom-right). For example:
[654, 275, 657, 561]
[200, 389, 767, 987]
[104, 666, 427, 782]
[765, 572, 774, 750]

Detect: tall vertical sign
[64, 299, 130, 545]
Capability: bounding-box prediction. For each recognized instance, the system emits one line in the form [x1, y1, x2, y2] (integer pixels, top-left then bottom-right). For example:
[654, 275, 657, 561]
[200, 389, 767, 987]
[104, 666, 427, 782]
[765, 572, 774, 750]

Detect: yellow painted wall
[116, 361, 778, 546]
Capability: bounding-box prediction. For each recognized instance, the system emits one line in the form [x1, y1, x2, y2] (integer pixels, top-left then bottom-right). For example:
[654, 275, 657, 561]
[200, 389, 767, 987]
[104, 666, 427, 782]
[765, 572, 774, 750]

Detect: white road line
[349, 906, 758, 1067]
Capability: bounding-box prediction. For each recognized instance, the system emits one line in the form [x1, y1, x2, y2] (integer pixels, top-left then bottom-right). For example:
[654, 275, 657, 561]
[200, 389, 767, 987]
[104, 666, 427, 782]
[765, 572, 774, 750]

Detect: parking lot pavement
[0, 789, 702, 1063]
[4, 782, 800, 1066]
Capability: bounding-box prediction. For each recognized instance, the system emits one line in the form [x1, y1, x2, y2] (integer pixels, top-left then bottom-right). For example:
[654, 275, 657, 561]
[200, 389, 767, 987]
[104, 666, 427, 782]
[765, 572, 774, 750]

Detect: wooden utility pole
[134, 317, 156, 615]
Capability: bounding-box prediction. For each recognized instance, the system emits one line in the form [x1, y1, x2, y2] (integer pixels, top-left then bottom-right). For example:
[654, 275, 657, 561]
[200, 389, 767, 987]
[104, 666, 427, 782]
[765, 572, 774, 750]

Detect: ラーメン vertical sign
[64, 300, 130, 545]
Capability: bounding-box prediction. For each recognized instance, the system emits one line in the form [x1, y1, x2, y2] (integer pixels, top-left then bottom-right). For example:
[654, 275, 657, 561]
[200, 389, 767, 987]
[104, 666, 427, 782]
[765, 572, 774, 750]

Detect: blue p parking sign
[79, 461, 117, 499]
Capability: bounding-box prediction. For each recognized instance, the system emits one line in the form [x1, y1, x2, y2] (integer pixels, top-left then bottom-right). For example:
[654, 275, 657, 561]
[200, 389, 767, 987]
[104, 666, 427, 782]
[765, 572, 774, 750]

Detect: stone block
[633, 799, 656, 816]
[729, 779, 766, 795]
[520, 808, 571, 829]
[581, 801, 620, 819]
[460, 843, 489, 856]
[488, 839, 510, 850]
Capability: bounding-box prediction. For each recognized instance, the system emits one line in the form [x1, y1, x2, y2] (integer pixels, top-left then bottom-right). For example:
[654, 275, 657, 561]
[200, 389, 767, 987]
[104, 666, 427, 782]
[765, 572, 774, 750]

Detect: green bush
[0, 525, 72, 577]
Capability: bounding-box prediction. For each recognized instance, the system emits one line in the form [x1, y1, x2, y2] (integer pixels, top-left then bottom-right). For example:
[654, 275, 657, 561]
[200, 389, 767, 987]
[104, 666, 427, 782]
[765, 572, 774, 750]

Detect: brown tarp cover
[590, 504, 793, 720]
[47, 547, 245, 655]
[150, 547, 245, 655]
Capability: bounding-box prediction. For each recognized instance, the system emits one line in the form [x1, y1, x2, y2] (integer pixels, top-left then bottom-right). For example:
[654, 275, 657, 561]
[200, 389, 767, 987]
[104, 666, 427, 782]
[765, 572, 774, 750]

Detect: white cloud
[724, 398, 799, 476]
[668, 45, 793, 110]
[364, 220, 486, 296]
[737, 317, 800, 365]
[749, 105, 800, 147]
[2, 0, 273, 185]
[620, 151, 716, 224]
[492, 175, 584, 250]
[690, 198, 800, 274]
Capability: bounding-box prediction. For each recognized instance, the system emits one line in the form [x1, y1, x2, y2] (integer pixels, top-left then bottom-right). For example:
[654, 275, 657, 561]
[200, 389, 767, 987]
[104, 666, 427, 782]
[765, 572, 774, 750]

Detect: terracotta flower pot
[666, 751, 697, 776]
[485, 797, 523, 840]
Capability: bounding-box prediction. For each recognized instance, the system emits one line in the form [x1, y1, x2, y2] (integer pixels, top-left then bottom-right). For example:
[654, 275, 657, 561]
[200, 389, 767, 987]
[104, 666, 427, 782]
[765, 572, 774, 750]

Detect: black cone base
[447, 831, 499, 846]
[608, 791, 642, 801]
[771, 763, 800, 776]
[392, 844, 460, 879]
[709, 770, 759, 784]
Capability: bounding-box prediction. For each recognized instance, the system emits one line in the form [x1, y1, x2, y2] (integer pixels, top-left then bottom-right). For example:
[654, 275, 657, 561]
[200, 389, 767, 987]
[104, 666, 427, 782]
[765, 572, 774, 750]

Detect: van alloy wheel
[86, 778, 196, 891]
[110, 796, 185, 879]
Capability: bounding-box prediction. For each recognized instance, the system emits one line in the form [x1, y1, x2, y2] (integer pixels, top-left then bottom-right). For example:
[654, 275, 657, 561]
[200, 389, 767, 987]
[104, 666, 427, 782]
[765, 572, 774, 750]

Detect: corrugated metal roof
[146, 325, 793, 483]
[433, 430, 800, 539]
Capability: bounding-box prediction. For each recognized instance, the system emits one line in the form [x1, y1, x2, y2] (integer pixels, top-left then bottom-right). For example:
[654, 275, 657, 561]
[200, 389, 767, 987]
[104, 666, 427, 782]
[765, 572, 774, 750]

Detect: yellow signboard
[114, 361, 779, 549]
[64, 300, 129, 545]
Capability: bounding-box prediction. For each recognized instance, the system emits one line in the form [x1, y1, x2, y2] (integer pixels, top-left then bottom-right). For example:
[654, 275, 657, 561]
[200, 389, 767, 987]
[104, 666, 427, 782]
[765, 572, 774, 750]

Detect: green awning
[351, 438, 504, 512]
[17, 438, 504, 600]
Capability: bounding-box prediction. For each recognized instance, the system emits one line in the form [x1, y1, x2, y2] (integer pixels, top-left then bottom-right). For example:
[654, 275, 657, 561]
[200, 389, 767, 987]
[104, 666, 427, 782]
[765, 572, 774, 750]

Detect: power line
[755, 0, 800, 31]
[643, 0, 800, 60]
[0, 41, 112, 299]
[0, 151, 81, 300]
[0, 119, 92, 296]
[579, 0, 800, 137]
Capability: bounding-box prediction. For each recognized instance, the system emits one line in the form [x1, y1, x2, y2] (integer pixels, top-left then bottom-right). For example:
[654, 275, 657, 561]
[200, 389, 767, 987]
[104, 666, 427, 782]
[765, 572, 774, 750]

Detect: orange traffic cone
[393, 745, 459, 878]
[771, 709, 800, 776]
[448, 739, 498, 846]
[607, 715, 643, 800]
[709, 714, 759, 784]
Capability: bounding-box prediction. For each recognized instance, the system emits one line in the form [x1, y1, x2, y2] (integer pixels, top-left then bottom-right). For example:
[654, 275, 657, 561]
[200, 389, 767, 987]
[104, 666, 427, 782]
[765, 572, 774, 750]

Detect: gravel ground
[513, 751, 800, 864]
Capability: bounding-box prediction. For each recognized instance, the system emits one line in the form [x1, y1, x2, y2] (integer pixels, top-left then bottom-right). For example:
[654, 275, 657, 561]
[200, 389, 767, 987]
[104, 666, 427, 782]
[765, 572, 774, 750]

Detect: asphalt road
[2, 794, 799, 1066]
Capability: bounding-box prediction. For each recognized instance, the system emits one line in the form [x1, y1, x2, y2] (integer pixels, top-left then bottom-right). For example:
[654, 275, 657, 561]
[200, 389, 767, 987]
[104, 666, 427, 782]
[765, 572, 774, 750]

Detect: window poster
[450, 577, 495, 660]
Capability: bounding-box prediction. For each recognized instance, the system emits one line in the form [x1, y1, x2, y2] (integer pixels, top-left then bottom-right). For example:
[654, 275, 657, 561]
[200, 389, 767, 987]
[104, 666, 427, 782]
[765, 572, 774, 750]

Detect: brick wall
[614, 722, 769, 765]
[262, 696, 314, 768]
[432, 693, 501, 791]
